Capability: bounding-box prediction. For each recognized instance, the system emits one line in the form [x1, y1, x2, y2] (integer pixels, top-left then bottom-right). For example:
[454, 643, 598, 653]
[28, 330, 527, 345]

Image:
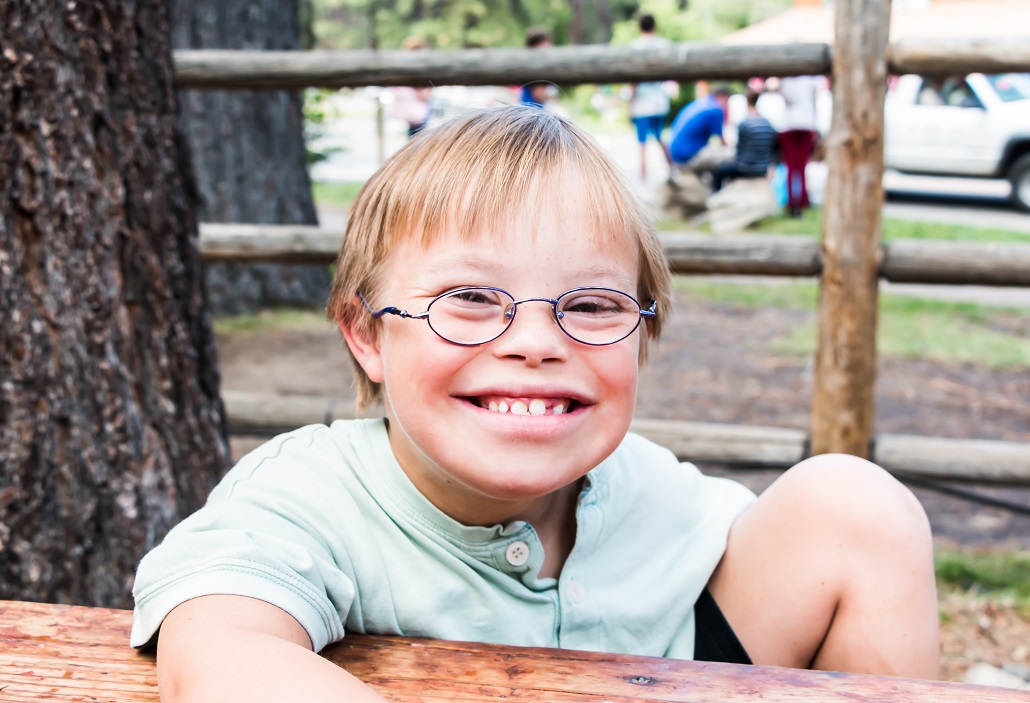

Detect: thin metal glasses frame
[358, 286, 656, 347]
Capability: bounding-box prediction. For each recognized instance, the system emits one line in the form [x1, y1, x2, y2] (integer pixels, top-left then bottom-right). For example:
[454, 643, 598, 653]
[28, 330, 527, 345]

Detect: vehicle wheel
[1009, 153, 1030, 213]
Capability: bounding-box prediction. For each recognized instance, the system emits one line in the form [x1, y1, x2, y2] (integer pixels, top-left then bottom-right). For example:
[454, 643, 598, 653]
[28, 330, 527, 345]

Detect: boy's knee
[770, 453, 932, 549]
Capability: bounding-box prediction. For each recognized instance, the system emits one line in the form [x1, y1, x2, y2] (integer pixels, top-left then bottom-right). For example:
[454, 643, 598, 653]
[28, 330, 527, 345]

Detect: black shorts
[693, 588, 752, 665]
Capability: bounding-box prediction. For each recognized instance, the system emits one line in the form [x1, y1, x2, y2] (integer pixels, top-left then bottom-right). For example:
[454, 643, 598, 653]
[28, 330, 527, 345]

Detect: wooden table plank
[1, 600, 1025, 702]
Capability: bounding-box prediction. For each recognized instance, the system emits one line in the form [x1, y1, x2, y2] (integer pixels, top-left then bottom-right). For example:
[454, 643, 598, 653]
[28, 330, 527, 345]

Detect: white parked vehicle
[884, 72, 1030, 211]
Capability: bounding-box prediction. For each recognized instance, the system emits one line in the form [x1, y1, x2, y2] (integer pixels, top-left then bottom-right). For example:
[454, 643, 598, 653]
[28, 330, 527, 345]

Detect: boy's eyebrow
[576, 264, 637, 290]
[420, 256, 504, 276]
[420, 257, 636, 291]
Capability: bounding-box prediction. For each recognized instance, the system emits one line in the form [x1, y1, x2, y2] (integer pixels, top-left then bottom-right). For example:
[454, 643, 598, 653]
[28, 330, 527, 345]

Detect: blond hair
[327, 106, 671, 408]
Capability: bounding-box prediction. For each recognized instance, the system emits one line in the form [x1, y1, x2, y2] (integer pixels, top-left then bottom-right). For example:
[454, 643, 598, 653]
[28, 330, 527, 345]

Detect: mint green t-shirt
[131, 419, 755, 657]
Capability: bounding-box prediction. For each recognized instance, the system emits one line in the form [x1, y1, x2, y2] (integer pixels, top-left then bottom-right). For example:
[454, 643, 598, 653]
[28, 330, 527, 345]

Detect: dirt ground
[218, 286, 1030, 684]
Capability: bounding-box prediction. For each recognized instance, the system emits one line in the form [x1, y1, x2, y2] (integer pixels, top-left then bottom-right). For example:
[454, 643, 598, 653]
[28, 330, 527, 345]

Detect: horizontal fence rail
[198, 224, 1030, 287]
[222, 391, 1030, 485]
[173, 38, 1030, 90]
[174, 44, 831, 88]
[887, 37, 1030, 76]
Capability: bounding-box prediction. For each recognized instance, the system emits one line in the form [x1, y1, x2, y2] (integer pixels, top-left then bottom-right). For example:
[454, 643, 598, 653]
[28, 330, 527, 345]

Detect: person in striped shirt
[711, 89, 778, 192]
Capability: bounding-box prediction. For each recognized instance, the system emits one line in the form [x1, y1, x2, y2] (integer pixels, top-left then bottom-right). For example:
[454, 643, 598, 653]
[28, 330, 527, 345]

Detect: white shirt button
[505, 541, 530, 566]
[568, 581, 586, 604]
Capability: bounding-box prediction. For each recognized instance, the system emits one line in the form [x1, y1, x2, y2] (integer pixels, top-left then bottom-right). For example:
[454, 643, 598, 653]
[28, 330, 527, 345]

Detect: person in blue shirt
[520, 27, 553, 108]
[669, 87, 731, 166]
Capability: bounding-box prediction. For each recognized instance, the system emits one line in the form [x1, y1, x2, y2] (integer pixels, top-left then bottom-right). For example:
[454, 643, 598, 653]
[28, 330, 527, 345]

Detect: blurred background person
[390, 36, 433, 138]
[755, 77, 786, 130]
[778, 74, 821, 217]
[627, 14, 673, 182]
[669, 85, 732, 175]
[520, 27, 553, 108]
[710, 88, 777, 192]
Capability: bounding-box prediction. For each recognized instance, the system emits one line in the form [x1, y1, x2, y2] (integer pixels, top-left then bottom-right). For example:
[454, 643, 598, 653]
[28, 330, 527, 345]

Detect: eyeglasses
[359, 286, 656, 347]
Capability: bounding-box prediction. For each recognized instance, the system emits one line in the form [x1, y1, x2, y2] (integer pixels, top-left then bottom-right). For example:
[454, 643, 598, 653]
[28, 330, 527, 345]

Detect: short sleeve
[131, 427, 357, 652]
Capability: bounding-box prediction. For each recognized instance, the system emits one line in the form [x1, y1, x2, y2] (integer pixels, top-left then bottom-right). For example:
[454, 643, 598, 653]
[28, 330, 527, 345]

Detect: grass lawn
[673, 278, 1030, 369]
[659, 205, 1030, 244]
[312, 180, 366, 210]
[213, 309, 328, 335]
[936, 546, 1030, 618]
[677, 206, 1030, 244]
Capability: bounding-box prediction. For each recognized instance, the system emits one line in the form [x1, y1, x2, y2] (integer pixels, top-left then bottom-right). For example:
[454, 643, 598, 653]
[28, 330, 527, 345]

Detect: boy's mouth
[468, 396, 579, 416]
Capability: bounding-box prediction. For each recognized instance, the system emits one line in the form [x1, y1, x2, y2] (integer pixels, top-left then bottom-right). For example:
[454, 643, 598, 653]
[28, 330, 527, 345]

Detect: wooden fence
[176, 7, 1030, 484]
[173, 37, 1030, 89]
[199, 224, 1030, 287]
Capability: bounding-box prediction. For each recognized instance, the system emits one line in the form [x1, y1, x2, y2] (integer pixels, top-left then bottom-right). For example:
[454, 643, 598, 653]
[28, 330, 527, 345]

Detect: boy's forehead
[398, 175, 637, 252]
[399, 213, 638, 258]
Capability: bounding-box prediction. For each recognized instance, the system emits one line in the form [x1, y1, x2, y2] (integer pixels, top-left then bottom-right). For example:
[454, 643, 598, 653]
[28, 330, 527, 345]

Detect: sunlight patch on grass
[775, 314, 1030, 368]
[750, 209, 1030, 244]
[675, 278, 1030, 368]
[660, 207, 1030, 243]
[673, 278, 819, 310]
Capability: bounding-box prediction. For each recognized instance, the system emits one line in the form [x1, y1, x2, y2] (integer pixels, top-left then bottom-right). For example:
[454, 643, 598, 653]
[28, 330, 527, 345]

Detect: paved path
[883, 171, 1030, 232]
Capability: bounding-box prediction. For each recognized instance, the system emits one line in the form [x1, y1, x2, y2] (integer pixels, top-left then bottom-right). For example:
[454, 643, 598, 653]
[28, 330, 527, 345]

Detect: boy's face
[345, 190, 643, 526]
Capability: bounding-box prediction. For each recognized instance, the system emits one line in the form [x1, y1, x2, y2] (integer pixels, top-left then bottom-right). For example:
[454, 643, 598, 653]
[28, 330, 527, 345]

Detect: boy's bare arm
[156, 595, 386, 703]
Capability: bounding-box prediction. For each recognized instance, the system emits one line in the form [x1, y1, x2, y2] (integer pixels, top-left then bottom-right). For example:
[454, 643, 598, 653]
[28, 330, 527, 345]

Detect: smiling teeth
[481, 398, 569, 415]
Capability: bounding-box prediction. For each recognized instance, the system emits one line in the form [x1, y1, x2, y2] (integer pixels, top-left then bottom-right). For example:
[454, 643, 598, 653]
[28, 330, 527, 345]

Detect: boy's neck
[529, 478, 583, 580]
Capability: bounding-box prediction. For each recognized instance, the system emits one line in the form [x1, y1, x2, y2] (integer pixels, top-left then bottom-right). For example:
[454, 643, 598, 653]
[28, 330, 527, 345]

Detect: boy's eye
[443, 288, 506, 307]
[561, 293, 631, 316]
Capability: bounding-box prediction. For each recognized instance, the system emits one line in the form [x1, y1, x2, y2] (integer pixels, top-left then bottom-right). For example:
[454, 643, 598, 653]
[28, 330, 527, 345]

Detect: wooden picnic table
[0, 599, 1025, 702]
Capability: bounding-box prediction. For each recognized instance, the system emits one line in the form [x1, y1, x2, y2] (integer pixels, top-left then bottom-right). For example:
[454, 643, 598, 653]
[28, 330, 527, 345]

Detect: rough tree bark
[170, 0, 329, 316]
[0, 2, 229, 607]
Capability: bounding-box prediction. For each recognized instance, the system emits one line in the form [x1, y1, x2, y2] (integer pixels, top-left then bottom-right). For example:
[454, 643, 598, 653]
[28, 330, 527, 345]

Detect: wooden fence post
[809, 0, 892, 458]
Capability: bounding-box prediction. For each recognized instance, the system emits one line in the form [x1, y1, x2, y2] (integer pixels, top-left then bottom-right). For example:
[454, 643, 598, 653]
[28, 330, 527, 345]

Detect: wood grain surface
[2, 600, 1027, 702]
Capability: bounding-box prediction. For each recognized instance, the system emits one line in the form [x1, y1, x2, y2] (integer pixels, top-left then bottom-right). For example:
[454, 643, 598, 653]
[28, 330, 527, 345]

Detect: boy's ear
[337, 312, 385, 384]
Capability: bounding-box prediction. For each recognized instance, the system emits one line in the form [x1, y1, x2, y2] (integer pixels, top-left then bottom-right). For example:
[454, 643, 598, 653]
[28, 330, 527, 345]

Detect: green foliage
[304, 89, 345, 166]
[609, 0, 790, 45]
[311, 0, 790, 51]
[312, 0, 576, 50]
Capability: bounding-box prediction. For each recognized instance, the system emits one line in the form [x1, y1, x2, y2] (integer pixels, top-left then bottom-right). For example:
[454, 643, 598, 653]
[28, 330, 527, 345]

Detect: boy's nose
[491, 302, 568, 364]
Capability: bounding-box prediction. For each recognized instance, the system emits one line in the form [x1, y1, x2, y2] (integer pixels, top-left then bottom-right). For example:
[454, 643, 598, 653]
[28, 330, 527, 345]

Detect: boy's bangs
[378, 111, 648, 253]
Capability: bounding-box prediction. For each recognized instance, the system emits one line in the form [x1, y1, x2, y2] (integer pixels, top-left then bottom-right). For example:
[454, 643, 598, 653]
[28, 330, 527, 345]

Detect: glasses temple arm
[357, 292, 426, 320]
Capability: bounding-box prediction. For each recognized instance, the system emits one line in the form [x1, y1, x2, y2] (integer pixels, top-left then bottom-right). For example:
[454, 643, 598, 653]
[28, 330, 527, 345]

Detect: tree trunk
[0, 1, 229, 607]
[170, 0, 329, 316]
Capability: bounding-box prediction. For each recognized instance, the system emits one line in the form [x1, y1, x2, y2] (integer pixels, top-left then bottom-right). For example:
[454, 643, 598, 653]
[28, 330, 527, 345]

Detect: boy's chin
[445, 446, 603, 500]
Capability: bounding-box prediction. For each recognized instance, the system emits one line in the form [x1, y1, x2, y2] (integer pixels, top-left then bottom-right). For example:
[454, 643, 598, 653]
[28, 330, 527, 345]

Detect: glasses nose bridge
[506, 296, 562, 323]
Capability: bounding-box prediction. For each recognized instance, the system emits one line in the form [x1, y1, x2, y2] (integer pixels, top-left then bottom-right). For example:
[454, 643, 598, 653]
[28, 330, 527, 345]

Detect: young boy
[131, 106, 939, 702]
